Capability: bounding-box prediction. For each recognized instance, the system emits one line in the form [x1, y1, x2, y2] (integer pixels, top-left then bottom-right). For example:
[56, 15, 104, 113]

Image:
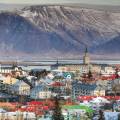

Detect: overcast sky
[0, 0, 120, 5]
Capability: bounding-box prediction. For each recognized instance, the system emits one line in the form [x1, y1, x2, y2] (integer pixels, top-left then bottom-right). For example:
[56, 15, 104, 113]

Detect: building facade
[72, 81, 97, 99]
[11, 80, 30, 95]
[30, 84, 52, 99]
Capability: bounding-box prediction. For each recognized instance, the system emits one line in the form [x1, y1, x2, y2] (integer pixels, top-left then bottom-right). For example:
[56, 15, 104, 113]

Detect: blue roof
[31, 84, 49, 93]
[72, 81, 97, 90]
[14, 80, 29, 86]
[0, 92, 13, 98]
[44, 78, 52, 84]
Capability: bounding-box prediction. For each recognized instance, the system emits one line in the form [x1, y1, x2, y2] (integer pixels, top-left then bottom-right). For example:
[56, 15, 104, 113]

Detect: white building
[101, 66, 115, 76]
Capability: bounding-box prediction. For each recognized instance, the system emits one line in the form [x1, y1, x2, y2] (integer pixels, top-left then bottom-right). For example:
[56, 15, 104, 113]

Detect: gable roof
[14, 80, 30, 87]
[72, 81, 97, 90]
[31, 84, 49, 93]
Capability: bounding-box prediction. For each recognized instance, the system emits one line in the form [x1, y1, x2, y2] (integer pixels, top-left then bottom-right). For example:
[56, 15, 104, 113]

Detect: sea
[18, 59, 120, 71]
[1, 59, 120, 71]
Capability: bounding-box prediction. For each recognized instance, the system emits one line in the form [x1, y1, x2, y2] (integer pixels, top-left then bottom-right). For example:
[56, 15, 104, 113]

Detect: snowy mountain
[0, 5, 120, 59]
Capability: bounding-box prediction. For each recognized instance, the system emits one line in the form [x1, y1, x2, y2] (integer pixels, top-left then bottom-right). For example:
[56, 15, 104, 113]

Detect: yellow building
[94, 82, 106, 96]
[94, 90, 105, 96]
[91, 65, 101, 73]
[3, 75, 18, 85]
[58, 65, 81, 72]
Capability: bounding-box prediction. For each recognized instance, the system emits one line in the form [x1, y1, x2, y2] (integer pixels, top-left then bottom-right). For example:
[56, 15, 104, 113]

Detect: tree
[112, 84, 120, 96]
[98, 110, 105, 120]
[118, 113, 120, 120]
[115, 68, 119, 79]
[88, 70, 93, 79]
[29, 69, 49, 79]
[52, 97, 64, 120]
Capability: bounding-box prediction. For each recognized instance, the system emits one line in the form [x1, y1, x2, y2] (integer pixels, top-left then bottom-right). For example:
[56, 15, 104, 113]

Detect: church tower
[83, 48, 90, 64]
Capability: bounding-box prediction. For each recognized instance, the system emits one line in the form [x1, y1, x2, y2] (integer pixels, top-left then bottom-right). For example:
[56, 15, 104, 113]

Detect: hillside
[0, 5, 120, 59]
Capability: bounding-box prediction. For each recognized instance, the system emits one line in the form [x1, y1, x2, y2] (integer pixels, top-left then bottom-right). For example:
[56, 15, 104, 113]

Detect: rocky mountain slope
[0, 5, 120, 59]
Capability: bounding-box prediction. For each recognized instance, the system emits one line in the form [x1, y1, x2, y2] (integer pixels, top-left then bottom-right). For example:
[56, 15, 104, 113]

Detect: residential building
[91, 65, 101, 73]
[94, 85, 106, 96]
[72, 81, 97, 99]
[101, 66, 115, 76]
[2, 75, 18, 85]
[49, 81, 66, 95]
[0, 65, 22, 74]
[30, 84, 52, 99]
[11, 80, 30, 95]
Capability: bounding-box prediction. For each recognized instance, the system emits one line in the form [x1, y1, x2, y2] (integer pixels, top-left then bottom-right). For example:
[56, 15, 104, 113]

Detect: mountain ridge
[0, 5, 120, 59]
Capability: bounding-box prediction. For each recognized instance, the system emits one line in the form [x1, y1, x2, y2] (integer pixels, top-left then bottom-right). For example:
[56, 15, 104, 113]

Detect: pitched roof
[31, 84, 49, 93]
[72, 81, 97, 90]
[14, 80, 30, 87]
[0, 92, 13, 98]
[49, 81, 65, 87]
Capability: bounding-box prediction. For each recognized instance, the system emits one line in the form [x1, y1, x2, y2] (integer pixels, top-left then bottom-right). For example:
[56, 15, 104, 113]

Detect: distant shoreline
[1, 59, 120, 66]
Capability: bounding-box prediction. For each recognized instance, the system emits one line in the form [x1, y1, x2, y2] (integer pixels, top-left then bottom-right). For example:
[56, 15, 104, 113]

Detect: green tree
[88, 70, 93, 79]
[52, 97, 64, 120]
[118, 113, 120, 120]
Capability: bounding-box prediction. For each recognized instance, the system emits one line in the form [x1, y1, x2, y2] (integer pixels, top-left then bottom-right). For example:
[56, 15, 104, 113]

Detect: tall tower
[83, 48, 90, 64]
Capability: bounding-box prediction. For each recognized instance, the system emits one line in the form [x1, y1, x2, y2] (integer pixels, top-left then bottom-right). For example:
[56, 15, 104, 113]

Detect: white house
[101, 67, 115, 76]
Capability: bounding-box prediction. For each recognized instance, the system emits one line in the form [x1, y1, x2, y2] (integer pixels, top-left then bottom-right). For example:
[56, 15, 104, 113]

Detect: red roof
[50, 82, 65, 87]
[77, 96, 94, 101]
[42, 106, 49, 111]
[101, 74, 117, 80]
[77, 96, 120, 101]
[28, 101, 43, 105]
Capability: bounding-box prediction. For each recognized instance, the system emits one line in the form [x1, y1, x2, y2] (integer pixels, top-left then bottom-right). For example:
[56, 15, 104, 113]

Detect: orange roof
[0, 102, 16, 109]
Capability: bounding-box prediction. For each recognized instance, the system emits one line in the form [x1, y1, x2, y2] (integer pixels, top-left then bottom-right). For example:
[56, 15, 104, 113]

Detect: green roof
[62, 105, 93, 113]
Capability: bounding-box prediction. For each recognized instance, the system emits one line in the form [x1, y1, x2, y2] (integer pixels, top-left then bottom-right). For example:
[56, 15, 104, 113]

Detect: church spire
[83, 47, 90, 65]
[85, 47, 88, 56]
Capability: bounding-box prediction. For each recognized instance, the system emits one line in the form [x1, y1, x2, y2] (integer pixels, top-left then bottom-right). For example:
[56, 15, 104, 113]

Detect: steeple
[85, 47, 88, 53]
[83, 47, 90, 65]
[84, 47, 88, 57]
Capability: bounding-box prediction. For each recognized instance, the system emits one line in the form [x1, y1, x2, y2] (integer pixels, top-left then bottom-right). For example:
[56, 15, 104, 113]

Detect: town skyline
[0, 1, 120, 118]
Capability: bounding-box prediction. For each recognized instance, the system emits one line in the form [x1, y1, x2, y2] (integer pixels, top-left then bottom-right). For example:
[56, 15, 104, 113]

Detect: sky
[0, 0, 120, 5]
